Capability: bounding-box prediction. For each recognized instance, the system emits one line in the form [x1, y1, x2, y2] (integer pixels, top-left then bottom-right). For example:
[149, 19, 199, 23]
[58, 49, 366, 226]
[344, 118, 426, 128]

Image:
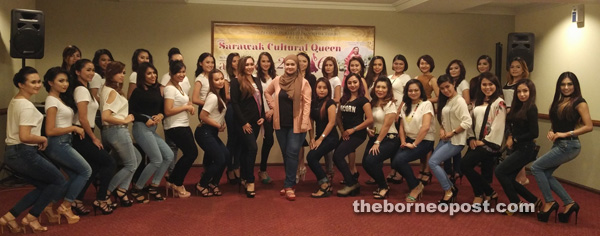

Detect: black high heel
[386, 172, 404, 184]
[420, 171, 432, 186]
[245, 183, 256, 198]
[485, 191, 499, 206]
[195, 183, 214, 197]
[208, 183, 222, 196]
[92, 200, 113, 216]
[537, 202, 559, 222]
[71, 200, 91, 216]
[373, 186, 390, 199]
[144, 185, 165, 201]
[558, 202, 580, 224]
[114, 188, 133, 207]
[311, 182, 332, 198]
[450, 173, 463, 185]
[341, 172, 360, 185]
[130, 187, 149, 204]
[438, 186, 458, 204]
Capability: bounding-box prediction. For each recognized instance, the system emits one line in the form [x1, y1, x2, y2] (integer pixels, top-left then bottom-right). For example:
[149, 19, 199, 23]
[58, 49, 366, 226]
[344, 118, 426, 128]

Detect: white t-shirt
[90, 73, 104, 90]
[388, 74, 411, 109]
[100, 86, 129, 126]
[456, 79, 470, 98]
[5, 98, 43, 146]
[329, 76, 341, 99]
[261, 77, 273, 112]
[160, 73, 191, 96]
[128, 72, 138, 86]
[400, 100, 436, 141]
[202, 92, 227, 125]
[163, 85, 190, 129]
[372, 101, 398, 134]
[194, 73, 210, 102]
[73, 86, 99, 128]
[44, 96, 74, 129]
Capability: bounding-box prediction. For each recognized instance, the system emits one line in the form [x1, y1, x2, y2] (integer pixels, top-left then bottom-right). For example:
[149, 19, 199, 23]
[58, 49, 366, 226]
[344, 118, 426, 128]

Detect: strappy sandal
[195, 183, 213, 197]
[208, 183, 222, 196]
[311, 183, 332, 198]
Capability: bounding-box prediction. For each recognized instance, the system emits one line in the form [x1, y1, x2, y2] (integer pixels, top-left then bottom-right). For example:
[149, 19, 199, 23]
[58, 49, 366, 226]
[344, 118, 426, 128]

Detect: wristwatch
[452, 129, 457, 135]
[374, 140, 381, 144]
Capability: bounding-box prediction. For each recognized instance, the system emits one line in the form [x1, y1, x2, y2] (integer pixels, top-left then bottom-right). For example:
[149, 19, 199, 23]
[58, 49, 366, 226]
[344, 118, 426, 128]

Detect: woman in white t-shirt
[391, 79, 436, 202]
[2, 67, 66, 233]
[42, 67, 90, 224]
[90, 49, 114, 102]
[100, 61, 142, 207]
[193, 69, 229, 197]
[192, 53, 215, 116]
[163, 60, 197, 198]
[321, 56, 341, 103]
[444, 59, 470, 184]
[362, 77, 400, 199]
[126, 49, 153, 99]
[70, 59, 116, 215]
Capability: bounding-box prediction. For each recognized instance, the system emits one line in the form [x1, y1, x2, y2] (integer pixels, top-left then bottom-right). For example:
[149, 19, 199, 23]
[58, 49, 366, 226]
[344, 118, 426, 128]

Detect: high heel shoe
[258, 171, 272, 184]
[438, 186, 458, 204]
[296, 166, 307, 184]
[71, 200, 90, 216]
[171, 185, 191, 198]
[21, 214, 47, 233]
[311, 182, 332, 198]
[144, 185, 165, 201]
[485, 191, 499, 206]
[114, 188, 134, 207]
[558, 202, 580, 224]
[336, 183, 360, 197]
[57, 203, 80, 224]
[537, 201, 559, 223]
[42, 204, 59, 224]
[245, 183, 256, 198]
[0, 212, 21, 234]
[130, 187, 149, 204]
[472, 195, 484, 205]
[92, 200, 113, 215]
[419, 171, 432, 186]
[406, 182, 424, 202]
[373, 186, 390, 199]
[208, 183, 222, 196]
[450, 173, 463, 185]
[195, 183, 214, 197]
[386, 172, 404, 184]
[284, 188, 296, 201]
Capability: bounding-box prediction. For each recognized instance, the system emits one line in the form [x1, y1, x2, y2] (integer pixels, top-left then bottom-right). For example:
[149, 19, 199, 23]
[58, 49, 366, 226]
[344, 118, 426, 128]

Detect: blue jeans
[132, 122, 174, 188]
[4, 144, 66, 217]
[392, 139, 435, 190]
[531, 139, 580, 204]
[362, 135, 400, 189]
[306, 133, 339, 184]
[428, 140, 464, 191]
[275, 128, 306, 188]
[195, 125, 229, 187]
[102, 126, 142, 192]
[45, 134, 92, 202]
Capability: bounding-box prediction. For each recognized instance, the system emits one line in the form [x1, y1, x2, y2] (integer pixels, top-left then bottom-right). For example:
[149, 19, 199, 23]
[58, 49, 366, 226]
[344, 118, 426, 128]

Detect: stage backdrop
[212, 22, 375, 78]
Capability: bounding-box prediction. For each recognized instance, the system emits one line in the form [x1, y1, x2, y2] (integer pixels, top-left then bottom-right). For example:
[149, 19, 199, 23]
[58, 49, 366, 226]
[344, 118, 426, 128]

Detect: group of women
[1, 45, 592, 233]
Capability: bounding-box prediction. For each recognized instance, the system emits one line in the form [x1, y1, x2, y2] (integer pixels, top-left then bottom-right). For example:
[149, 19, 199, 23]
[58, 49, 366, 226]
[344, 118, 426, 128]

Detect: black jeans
[165, 126, 198, 186]
[195, 125, 229, 187]
[306, 134, 339, 183]
[333, 134, 366, 187]
[260, 118, 274, 171]
[392, 139, 435, 190]
[239, 123, 260, 183]
[495, 141, 538, 204]
[460, 146, 497, 196]
[72, 133, 116, 201]
[225, 103, 241, 171]
[362, 135, 400, 189]
[444, 152, 462, 176]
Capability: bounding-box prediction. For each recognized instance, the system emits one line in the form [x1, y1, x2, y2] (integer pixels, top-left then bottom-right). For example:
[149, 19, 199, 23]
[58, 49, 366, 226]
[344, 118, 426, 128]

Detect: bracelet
[321, 134, 326, 138]
[570, 130, 575, 137]
[353, 126, 357, 131]
[374, 140, 381, 144]
[452, 129, 457, 134]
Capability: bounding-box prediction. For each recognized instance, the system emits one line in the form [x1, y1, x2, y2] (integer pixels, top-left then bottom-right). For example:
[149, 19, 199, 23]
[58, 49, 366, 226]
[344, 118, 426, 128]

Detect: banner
[212, 22, 375, 78]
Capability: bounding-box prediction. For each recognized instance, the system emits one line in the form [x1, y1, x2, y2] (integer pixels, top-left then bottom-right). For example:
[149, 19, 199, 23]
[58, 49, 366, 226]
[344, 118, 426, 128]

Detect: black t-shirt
[509, 105, 539, 144]
[129, 87, 164, 123]
[340, 96, 369, 138]
[311, 98, 337, 138]
[551, 97, 586, 132]
[279, 90, 294, 128]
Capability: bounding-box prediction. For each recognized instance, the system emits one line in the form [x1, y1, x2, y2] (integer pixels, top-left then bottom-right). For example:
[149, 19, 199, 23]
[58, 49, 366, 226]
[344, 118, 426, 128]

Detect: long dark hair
[477, 55, 493, 73]
[61, 45, 81, 71]
[237, 56, 255, 99]
[508, 79, 536, 122]
[226, 52, 240, 80]
[92, 49, 113, 78]
[44, 67, 78, 112]
[131, 49, 153, 72]
[402, 79, 428, 116]
[194, 52, 215, 77]
[297, 52, 312, 77]
[314, 77, 333, 119]
[136, 62, 160, 90]
[341, 73, 366, 104]
[348, 57, 366, 78]
[370, 76, 395, 109]
[257, 52, 276, 83]
[446, 59, 466, 87]
[474, 72, 502, 106]
[70, 59, 95, 102]
[436, 74, 455, 124]
[365, 56, 387, 88]
[321, 56, 338, 78]
[549, 71, 583, 122]
[208, 69, 226, 113]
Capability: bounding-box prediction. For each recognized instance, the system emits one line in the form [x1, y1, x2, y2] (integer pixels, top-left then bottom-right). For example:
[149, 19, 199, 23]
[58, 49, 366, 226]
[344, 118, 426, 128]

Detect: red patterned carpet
[1, 165, 598, 235]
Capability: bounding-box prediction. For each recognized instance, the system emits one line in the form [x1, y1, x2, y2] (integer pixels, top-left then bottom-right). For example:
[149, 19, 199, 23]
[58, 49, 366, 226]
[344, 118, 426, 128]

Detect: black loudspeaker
[10, 9, 45, 59]
[506, 32, 534, 72]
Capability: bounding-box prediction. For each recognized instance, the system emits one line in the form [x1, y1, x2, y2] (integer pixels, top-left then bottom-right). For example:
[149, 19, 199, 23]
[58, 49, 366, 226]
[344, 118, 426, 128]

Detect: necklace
[405, 101, 422, 124]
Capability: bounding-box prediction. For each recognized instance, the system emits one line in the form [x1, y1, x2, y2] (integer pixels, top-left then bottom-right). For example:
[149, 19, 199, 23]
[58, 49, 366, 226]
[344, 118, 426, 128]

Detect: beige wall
[0, 0, 36, 168]
[516, 3, 600, 190]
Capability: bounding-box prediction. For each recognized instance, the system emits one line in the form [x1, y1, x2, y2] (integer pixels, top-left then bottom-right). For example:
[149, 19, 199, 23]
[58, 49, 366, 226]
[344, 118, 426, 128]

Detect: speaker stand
[22, 58, 26, 68]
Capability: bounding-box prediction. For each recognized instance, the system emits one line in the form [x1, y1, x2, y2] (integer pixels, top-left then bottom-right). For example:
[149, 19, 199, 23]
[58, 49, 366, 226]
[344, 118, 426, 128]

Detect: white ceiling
[118, 0, 595, 15]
